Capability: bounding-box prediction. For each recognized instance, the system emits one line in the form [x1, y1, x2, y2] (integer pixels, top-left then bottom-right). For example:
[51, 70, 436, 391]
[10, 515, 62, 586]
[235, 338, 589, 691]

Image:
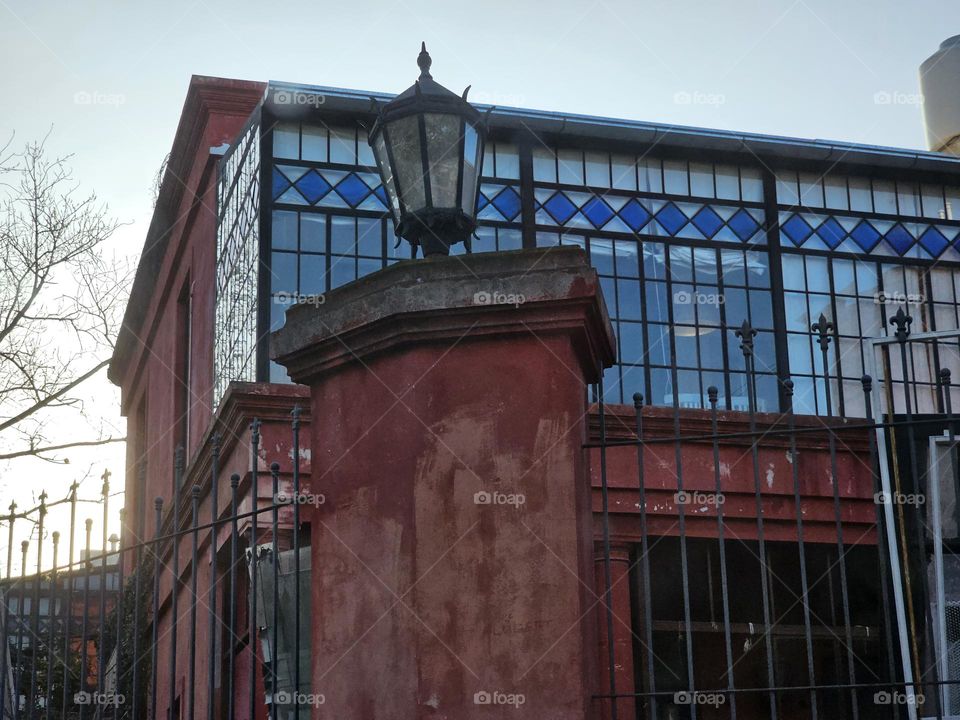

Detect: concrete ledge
[271, 246, 616, 385]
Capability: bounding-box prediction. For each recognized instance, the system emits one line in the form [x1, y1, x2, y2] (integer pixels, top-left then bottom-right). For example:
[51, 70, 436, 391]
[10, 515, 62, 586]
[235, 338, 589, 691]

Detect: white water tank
[921, 35, 960, 155]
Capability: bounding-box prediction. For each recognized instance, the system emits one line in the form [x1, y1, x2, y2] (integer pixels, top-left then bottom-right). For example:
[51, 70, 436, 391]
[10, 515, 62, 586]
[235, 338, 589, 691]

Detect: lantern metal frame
[368, 43, 487, 257]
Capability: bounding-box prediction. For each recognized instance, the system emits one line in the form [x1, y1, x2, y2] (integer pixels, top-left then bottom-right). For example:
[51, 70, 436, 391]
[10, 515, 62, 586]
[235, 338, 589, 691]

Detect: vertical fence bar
[150, 499, 162, 720]
[97, 475, 110, 700]
[169, 448, 183, 720]
[631, 394, 657, 720]
[112, 509, 125, 720]
[270, 462, 280, 720]
[131, 465, 146, 720]
[188, 486, 200, 720]
[736, 320, 778, 718]
[27, 495, 47, 719]
[812, 314, 859, 719]
[862, 375, 898, 719]
[0, 502, 17, 720]
[227, 473, 240, 720]
[596, 380, 618, 720]
[44, 532, 58, 720]
[14, 540, 28, 720]
[783, 379, 818, 717]
[78, 521, 91, 720]
[60, 483, 77, 720]
[249, 420, 260, 720]
[707, 387, 737, 719]
[292, 406, 302, 720]
[207, 434, 220, 720]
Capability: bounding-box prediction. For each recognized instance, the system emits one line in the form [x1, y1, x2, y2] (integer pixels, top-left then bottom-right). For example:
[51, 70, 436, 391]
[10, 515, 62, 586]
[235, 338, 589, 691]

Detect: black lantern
[369, 43, 486, 257]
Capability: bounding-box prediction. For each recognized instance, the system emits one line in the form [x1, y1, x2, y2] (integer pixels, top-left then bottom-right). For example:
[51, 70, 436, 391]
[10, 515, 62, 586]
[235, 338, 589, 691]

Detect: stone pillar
[272, 247, 616, 720]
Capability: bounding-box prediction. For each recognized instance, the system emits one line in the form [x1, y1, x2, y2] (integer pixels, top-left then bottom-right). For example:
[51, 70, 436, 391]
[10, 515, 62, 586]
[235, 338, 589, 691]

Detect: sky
[0, 0, 955, 571]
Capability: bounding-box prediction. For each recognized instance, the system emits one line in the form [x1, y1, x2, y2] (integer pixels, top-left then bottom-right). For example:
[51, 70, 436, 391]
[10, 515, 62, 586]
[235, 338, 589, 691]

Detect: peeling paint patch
[765, 464, 775, 488]
[424, 693, 440, 709]
[785, 449, 794, 465]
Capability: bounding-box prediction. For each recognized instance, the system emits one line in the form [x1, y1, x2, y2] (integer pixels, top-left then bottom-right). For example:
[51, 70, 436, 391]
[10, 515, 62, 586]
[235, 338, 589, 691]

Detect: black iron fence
[592, 311, 960, 720]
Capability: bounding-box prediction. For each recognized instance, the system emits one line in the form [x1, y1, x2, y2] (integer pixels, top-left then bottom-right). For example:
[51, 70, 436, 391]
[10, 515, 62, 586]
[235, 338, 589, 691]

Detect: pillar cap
[271, 246, 616, 385]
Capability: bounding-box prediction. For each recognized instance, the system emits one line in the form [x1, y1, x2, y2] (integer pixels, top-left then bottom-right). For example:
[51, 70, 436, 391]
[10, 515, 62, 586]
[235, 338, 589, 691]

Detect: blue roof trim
[265, 81, 960, 174]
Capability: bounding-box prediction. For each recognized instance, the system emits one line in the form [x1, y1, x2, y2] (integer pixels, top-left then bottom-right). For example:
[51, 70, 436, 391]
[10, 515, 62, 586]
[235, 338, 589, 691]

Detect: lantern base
[397, 208, 476, 257]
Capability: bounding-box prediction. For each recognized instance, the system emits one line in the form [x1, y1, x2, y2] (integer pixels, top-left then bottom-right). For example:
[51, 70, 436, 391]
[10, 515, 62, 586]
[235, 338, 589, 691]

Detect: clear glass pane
[299, 213, 326, 253]
[357, 129, 375, 166]
[611, 155, 637, 191]
[798, 172, 824, 207]
[740, 167, 763, 202]
[495, 144, 520, 179]
[387, 115, 426, 211]
[897, 181, 921, 216]
[715, 165, 739, 200]
[663, 160, 688, 195]
[273, 122, 300, 159]
[301, 125, 327, 162]
[824, 175, 849, 210]
[372, 131, 401, 217]
[532, 147, 557, 182]
[461, 124, 481, 214]
[689, 163, 714, 198]
[272, 210, 298, 251]
[329, 126, 356, 164]
[873, 179, 897, 214]
[776, 170, 799, 206]
[849, 177, 872, 211]
[922, 184, 946, 219]
[638, 159, 663, 193]
[585, 152, 610, 187]
[557, 149, 584, 185]
[424, 113, 461, 208]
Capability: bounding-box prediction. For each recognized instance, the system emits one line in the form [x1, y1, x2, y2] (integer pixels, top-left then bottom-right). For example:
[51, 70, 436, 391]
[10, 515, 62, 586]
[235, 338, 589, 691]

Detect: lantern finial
[417, 42, 432, 80]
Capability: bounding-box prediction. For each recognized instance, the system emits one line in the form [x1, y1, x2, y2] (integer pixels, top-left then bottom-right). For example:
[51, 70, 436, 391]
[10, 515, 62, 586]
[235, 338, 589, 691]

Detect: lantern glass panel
[388, 115, 426, 212]
[424, 113, 462, 208]
[372, 130, 401, 220]
[461, 123, 481, 215]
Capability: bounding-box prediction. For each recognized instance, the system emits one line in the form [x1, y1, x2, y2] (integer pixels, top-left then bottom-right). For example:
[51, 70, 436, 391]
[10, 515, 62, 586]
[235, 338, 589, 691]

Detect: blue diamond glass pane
[295, 171, 332, 204]
[655, 203, 688, 235]
[727, 208, 760, 241]
[543, 192, 578, 225]
[850, 221, 881, 251]
[691, 206, 724, 238]
[373, 185, 388, 206]
[334, 173, 372, 207]
[885, 224, 914, 255]
[919, 226, 948, 256]
[491, 187, 522, 221]
[272, 167, 292, 200]
[815, 217, 846, 249]
[780, 214, 814, 246]
[618, 199, 651, 232]
[581, 196, 615, 228]
[476, 192, 490, 212]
